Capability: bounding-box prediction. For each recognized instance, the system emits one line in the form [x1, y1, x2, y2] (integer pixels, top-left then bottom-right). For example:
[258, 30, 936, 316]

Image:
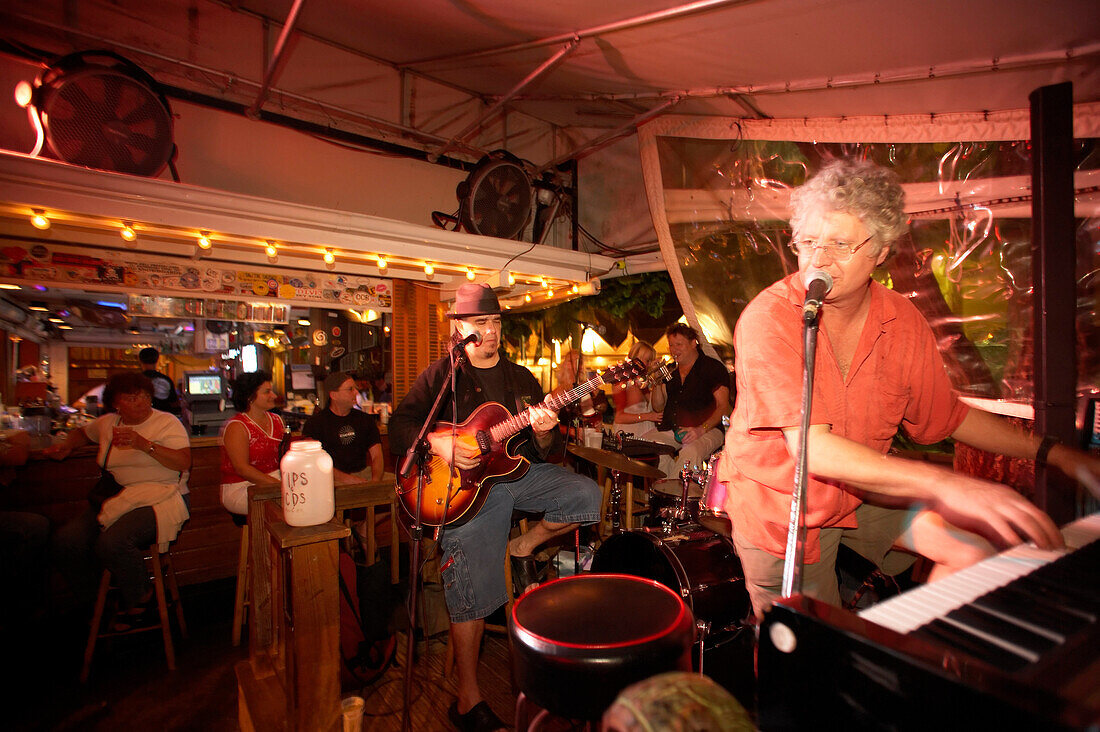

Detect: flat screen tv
[185, 371, 225, 401]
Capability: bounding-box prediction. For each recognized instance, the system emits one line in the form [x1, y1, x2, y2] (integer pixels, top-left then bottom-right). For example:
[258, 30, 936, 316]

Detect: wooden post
[1029, 82, 1078, 524]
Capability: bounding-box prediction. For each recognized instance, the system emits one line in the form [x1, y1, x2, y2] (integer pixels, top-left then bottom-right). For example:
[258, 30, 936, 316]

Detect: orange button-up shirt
[720, 274, 968, 561]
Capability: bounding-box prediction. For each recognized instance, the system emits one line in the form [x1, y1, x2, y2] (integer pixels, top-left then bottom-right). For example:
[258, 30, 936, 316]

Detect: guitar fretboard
[487, 373, 609, 443]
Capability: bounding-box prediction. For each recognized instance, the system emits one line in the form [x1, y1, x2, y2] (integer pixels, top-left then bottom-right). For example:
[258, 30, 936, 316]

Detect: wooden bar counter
[2, 436, 239, 586]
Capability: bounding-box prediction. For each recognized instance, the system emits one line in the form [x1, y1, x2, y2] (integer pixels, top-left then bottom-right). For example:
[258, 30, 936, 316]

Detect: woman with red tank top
[220, 371, 285, 515]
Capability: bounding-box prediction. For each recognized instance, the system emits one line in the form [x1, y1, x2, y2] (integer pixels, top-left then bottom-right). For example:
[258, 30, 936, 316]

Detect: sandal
[509, 554, 548, 597]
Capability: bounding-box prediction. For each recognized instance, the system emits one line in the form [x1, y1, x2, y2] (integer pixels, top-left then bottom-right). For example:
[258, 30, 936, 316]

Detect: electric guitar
[397, 358, 644, 527]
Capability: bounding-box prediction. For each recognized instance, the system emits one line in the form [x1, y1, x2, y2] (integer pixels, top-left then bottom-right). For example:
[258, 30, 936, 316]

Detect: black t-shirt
[389, 355, 561, 465]
[302, 407, 382, 474]
[143, 369, 181, 414]
[658, 353, 728, 431]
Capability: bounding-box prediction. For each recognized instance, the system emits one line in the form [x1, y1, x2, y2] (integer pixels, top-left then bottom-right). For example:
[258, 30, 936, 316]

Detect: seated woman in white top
[49, 372, 191, 629]
[611, 340, 662, 437]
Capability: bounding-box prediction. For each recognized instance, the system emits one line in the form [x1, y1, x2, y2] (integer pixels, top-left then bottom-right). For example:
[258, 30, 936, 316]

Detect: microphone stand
[781, 304, 823, 598]
[397, 340, 466, 732]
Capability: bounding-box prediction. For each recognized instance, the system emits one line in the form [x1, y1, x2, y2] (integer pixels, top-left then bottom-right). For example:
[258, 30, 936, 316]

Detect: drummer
[611, 340, 660, 438]
[638, 324, 731, 478]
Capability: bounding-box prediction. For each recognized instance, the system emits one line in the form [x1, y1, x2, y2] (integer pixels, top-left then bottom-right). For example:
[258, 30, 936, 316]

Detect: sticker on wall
[329, 346, 345, 358]
[312, 330, 328, 346]
[331, 326, 342, 338]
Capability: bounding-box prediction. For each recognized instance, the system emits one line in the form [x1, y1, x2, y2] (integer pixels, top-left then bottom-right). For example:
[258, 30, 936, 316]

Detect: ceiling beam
[401, 0, 756, 67]
[246, 0, 308, 118]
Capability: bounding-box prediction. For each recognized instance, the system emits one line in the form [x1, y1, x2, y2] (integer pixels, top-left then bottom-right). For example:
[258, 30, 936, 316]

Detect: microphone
[452, 331, 482, 351]
[575, 320, 606, 335]
[802, 269, 833, 322]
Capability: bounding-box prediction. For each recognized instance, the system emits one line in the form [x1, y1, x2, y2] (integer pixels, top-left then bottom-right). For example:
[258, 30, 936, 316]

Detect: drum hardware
[567, 444, 663, 535]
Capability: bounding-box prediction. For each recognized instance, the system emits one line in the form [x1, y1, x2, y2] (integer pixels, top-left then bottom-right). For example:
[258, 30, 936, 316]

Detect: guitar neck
[488, 374, 605, 443]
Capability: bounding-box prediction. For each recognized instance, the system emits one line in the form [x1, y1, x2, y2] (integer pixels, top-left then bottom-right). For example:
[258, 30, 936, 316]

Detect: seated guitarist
[390, 282, 602, 732]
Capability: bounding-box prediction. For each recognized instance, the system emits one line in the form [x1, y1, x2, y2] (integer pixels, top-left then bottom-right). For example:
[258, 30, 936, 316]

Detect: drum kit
[567, 436, 753, 672]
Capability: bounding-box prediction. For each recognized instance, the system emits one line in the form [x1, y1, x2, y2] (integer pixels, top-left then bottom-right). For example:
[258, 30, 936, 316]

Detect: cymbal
[567, 445, 665, 479]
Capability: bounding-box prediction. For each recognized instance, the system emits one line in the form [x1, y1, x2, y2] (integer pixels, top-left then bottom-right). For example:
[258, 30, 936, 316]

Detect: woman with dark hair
[49, 371, 192, 629]
[219, 370, 285, 515]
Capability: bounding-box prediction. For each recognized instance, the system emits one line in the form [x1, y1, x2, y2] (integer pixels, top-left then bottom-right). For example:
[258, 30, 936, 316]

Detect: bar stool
[231, 513, 250, 646]
[510, 574, 694, 729]
[81, 544, 188, 683]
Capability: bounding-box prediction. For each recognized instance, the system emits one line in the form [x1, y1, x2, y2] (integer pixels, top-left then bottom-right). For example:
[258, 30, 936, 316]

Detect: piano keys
[758, 512, 1100, 730]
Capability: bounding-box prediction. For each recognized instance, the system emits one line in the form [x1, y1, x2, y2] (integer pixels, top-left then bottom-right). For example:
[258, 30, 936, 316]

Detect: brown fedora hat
[448, 283, 501, 319]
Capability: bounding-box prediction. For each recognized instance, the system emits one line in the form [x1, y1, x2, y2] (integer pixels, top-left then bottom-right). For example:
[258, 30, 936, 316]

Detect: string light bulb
[571, 283, 579, 294]
[30, 210, 50, 230]
[120, 222, 136, 242]
[197, 231, 212, 250]
[508, 272, 516, 286]
[323, 248, 335, 265]
[377, 256, 387, 270]
[524, 293, 532, 303]
[265, 240, 278, 258]
[423, 263, 434, 277]
[546, 289, 554, 299]
[466, 268, 475, 281]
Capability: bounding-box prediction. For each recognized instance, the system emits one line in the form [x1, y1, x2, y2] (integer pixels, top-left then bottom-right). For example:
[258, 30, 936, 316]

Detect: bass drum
[592, 529, 752, 646]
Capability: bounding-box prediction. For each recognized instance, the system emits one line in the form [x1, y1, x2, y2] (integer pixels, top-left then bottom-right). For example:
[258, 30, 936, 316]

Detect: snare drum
[648, 478, 702, 525]
[592, 529, 752, 646]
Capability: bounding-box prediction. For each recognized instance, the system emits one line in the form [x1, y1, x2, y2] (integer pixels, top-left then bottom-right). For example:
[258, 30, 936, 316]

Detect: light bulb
[424, 263, 434, 276]
[524, 293, 532, 303]
[120, 223, 136, 242]
[377, 256, 387, 270]
[197, 231, 212, 250]
[323, 249, 335, 264]
[508, 272, 516, 286]
[571, 284, 579, 294]
[546, 289, 553, 299]
[466, 268, 475, 281]
[265, 241, 278, 258]
[30, 210, 50, 230]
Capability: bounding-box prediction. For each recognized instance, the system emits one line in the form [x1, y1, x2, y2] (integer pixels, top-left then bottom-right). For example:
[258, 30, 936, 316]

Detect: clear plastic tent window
[639, 115, 1100, 409]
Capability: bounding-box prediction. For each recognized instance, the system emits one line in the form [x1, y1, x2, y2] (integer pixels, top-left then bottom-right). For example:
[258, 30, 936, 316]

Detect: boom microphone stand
[396, 337, 467, 732]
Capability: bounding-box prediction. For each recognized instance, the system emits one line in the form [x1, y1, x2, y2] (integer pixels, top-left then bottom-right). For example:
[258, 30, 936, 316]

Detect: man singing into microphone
[719, 158, 1100, 619]
[390, 282, 601, 732]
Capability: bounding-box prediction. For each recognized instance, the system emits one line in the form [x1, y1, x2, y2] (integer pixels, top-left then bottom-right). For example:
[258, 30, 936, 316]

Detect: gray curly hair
[789, 158, 908, 254]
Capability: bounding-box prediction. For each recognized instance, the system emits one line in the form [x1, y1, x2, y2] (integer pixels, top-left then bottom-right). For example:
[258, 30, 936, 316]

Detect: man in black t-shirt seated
[304, 371, 385, 484]
[638, 323, 731, 477]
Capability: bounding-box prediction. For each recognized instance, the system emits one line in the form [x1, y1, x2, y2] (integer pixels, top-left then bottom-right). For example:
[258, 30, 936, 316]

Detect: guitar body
[396, 358, 644, 528]
[397, 402, 530, 527]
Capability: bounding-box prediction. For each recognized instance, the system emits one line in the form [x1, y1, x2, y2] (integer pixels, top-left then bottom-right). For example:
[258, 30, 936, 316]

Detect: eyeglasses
[788, 234, 874, 262]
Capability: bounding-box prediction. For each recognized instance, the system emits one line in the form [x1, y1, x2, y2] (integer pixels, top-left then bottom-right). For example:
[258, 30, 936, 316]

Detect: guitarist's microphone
[452, 331, 482, 352]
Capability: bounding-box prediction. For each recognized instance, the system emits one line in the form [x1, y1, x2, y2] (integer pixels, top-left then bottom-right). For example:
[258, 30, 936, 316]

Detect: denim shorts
[437, 461, 602, 623]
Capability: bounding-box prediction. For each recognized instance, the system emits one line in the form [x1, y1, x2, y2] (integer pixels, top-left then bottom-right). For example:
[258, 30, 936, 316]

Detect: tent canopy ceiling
[3, 0, 1097, 161]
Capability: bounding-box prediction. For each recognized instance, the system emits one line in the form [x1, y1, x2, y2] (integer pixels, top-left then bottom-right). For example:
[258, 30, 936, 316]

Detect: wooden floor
[358, 630, 519, 731]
